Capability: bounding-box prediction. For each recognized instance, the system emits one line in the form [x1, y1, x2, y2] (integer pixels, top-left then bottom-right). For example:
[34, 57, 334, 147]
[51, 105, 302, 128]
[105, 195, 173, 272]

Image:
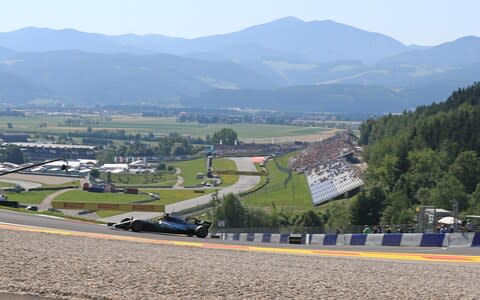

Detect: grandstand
[289, 131, 364, 206]
[306, 160, 363, 206]
[1, 142, 96, 161]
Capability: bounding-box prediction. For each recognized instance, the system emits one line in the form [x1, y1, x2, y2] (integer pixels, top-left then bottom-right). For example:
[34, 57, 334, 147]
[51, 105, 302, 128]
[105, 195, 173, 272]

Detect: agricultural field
[0, 115, 333, 142]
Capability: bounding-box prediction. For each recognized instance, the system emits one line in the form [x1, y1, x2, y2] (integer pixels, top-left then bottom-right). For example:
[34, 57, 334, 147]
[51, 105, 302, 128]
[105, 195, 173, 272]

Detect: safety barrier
[214, 170, 268, 176]
[220, 233, 309, 245]
[472, 232, 480, 247]
[382, 234, 402, 246]
[420, 233, 446, 247]
[52, 201, 165, 212]
[215, 232, 480, 247]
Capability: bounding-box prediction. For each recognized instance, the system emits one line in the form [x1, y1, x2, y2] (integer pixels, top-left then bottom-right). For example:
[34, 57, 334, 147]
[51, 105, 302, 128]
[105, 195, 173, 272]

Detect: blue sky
[0, 0, 478, 46]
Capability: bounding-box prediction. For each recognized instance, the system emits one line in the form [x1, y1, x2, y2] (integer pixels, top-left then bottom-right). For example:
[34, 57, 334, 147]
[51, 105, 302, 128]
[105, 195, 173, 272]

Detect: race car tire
[130, 220, 144, 232]
[195, 226, 209, 238]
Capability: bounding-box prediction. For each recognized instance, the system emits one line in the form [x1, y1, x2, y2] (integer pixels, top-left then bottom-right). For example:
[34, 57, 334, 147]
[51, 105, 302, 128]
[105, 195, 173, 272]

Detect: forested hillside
[356, 82, 480, 225]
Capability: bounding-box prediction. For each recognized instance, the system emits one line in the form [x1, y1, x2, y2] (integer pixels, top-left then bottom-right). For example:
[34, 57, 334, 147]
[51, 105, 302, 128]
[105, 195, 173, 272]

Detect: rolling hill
[0, 50, 278, 105]
[0, 17, 407, 63]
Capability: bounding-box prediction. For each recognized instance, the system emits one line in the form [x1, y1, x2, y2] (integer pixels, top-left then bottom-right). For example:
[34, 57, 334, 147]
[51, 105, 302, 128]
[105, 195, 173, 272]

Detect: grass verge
[171, 157, 238, 187]
[242, 153, 312, 211]
[3, 190, 57, 204]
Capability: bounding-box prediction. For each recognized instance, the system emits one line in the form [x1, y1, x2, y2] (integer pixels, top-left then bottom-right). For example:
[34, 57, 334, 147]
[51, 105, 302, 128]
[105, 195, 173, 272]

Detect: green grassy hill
[98, 172, 177, 187]
[242, 153, 312, 211]
[54, 188, 213, 218]
[170, 157, 238, 186]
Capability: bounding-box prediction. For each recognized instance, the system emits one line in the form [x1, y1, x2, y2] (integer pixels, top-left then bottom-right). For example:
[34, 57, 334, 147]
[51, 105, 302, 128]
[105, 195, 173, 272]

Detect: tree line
[208, 194, 352, 233]
[95, 128, 239, 163]
[355, 82, 480, 225]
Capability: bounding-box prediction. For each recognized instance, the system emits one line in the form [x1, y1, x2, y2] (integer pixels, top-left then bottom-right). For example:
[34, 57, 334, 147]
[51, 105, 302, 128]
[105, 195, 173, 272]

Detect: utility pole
[451, 199, 459, 232]
[291, 173, 295, 202]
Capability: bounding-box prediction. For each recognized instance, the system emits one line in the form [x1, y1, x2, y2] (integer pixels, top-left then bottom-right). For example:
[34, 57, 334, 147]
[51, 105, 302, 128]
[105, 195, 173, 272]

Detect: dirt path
[173, 167, 184, 188]
[38, 188, 77, 211]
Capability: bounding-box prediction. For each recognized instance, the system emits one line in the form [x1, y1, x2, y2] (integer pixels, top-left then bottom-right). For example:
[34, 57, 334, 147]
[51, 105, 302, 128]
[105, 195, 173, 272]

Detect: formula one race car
[107, 214, 212, 238]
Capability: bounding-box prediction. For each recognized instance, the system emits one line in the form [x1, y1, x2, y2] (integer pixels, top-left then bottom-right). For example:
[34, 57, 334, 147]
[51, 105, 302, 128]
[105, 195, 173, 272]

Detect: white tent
[438, 216, 462, 225]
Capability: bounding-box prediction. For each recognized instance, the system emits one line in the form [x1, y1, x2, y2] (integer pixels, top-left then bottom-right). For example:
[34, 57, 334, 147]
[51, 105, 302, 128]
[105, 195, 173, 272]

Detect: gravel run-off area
[1, 230, 480, 299]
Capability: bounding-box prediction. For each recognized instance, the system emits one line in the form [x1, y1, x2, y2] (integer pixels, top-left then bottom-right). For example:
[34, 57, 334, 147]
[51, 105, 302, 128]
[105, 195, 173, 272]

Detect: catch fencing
[210, 232, 480, 247]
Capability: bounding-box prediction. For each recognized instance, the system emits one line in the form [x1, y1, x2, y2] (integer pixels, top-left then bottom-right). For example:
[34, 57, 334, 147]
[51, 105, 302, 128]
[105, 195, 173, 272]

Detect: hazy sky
[1, 0, 479, 46]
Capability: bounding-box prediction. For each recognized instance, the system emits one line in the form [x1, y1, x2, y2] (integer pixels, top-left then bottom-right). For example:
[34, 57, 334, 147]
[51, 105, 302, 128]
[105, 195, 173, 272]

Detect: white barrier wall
[399, 233, 422, 247]
[254, 233, 264, 242]
[343, 234, 353, 245]
[310, 234, 325, 245]
[239, 233, 248, 241]
[270, 234, 281, 243]
[447, 233, 475, 247]
[365, 234, 384, 246]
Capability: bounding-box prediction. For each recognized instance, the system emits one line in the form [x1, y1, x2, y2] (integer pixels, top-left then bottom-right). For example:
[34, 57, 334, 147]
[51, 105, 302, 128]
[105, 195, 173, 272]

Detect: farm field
[0, 115, 333, 142]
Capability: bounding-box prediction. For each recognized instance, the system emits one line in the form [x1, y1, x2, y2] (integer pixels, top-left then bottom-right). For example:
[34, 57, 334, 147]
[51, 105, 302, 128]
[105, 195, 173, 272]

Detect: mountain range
[0, 17, 479, 113]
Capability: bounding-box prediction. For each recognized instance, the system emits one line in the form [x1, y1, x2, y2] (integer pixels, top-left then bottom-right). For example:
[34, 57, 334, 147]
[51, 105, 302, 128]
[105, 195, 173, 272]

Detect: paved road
[0, 173, 80, 185]
[99, 157, 260, 223]
[1, 209, 480, 256]
[166, 157, 260, 212]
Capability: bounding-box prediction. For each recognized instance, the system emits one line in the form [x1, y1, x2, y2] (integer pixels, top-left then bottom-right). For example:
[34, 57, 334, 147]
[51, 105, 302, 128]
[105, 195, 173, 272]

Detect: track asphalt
[0, 179, 41, 190]
[1, 209, 479, 262]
